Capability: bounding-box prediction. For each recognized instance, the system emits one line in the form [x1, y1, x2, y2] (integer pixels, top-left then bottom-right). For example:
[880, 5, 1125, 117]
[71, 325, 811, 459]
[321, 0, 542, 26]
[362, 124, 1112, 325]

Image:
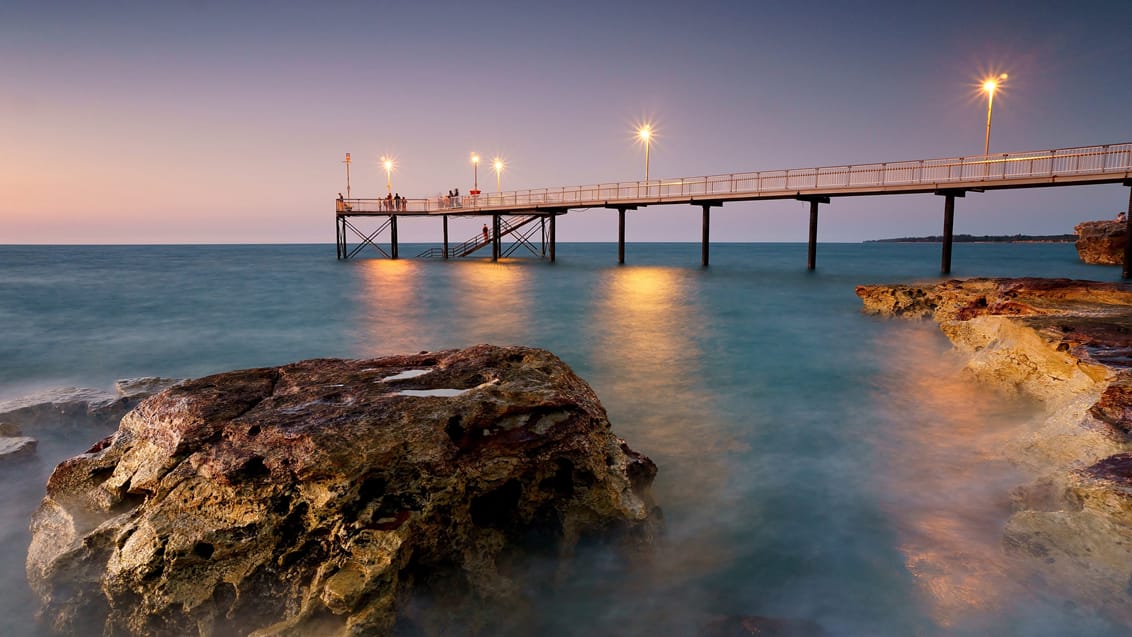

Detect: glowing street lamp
[982, 73, 1008, 156]
[492, 157, 505, 193]
[381, 157, 394, 195]
[638, 125, 652, 182]
[470, 153, 480, 194]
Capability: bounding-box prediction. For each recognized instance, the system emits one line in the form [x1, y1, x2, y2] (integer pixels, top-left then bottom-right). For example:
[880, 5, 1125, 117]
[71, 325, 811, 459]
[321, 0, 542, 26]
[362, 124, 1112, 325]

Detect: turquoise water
[0, 242, 1127, 636]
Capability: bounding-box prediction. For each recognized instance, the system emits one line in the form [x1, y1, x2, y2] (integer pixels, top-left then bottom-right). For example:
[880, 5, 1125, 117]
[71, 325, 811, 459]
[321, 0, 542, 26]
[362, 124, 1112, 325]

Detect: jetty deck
[335, 142, 1132, 275]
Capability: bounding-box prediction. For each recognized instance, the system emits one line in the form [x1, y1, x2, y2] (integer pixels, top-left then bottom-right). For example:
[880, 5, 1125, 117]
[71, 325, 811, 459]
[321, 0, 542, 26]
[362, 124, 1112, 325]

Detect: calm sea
[0, 242, 1126, 636]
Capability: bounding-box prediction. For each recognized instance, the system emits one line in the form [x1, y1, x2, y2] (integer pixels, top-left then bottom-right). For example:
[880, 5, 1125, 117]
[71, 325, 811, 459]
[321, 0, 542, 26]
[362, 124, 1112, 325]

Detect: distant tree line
[866, 233, 1077, 243]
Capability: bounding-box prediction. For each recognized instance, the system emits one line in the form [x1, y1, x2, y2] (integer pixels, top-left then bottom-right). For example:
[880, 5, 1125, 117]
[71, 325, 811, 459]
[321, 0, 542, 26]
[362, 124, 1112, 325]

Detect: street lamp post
[343, 152, 352, 199]
[382, 157, 393, 195]
[493, 157, 504, 193]
[983, 73, 1007, 156]
[470, 153, 480, 195]
[638, 125, 651, 182]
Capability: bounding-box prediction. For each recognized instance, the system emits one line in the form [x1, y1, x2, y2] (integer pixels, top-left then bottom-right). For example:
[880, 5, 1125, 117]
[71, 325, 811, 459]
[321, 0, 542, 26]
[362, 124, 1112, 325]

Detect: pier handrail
[337, 142, 1132, 215]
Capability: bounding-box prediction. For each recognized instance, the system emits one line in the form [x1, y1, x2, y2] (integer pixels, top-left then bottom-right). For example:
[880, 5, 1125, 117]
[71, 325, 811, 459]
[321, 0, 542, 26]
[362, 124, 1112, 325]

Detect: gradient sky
[3, 0, 1130, 244]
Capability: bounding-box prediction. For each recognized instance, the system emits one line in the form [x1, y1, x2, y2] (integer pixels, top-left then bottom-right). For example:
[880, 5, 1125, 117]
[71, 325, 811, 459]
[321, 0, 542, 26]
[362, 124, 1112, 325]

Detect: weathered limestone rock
[856, 277, 1132, 625]
[26, 345, 658, 636]
[1075, 220, 1127, 265]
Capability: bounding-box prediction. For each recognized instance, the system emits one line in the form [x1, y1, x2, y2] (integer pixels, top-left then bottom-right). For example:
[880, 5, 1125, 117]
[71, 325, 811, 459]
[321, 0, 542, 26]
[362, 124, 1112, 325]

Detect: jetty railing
[337, 143, 1132, 215]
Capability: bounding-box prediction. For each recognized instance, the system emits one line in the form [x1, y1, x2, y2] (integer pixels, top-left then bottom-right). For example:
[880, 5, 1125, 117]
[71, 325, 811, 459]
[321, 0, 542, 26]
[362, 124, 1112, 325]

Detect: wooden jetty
[334, 142, 1132, 276]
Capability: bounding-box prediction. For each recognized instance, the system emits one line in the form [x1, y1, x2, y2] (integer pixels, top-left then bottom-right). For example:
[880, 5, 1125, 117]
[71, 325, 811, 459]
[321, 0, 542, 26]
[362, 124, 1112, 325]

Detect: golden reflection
[867, 321, 1040, 629]
[449, 262, 531, 345]
[592, 266, 743, 579]
[356, 259, 430, 355]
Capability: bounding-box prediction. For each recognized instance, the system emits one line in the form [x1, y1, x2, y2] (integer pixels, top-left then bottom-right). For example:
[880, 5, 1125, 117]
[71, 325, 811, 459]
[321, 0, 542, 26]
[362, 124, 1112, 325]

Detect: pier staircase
[417, 215, 544, 259]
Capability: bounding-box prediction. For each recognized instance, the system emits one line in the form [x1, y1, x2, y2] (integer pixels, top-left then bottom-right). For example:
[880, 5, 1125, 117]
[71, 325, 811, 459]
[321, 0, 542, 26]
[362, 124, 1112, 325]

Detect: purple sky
[3, 0, 1130, 244]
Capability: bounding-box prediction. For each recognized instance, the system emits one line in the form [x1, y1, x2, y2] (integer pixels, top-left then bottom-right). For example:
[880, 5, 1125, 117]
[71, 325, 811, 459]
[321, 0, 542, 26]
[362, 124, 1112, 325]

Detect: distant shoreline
[865, 234, 1076, 244]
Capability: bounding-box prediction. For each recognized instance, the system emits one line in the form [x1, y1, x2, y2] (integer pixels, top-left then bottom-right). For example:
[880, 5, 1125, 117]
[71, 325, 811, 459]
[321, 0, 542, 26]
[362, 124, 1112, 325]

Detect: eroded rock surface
[26, 345, 658, 636]
[1075, 220, 1127, 266]
[857, 277, 1132, 625]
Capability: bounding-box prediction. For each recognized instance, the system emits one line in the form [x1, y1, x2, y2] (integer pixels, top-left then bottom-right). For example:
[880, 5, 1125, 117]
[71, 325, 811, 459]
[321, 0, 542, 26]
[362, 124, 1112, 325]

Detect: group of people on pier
[443, 188, 462, 209]
[383, 193, 406, 211]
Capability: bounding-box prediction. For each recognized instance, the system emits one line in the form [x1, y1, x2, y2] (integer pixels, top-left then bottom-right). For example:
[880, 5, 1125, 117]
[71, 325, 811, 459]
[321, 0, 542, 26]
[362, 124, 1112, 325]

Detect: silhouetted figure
[482, 224, 489, 243]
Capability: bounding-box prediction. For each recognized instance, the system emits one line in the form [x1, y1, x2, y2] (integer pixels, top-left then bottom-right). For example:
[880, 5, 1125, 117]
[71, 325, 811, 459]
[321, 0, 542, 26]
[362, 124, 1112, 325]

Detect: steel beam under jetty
[333, 141, 1132, 272]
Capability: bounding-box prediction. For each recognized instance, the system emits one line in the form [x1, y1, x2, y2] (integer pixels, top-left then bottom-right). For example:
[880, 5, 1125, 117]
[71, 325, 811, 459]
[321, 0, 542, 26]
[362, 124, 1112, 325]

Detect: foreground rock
[1075, 219, 1127, 265]
[857, 278, 1132, 625]
[27, 345, 658, 636]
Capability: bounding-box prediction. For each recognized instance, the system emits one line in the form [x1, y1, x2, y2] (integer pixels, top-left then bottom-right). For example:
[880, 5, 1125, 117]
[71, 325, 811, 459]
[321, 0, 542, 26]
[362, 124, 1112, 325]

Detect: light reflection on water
[2, 243, 1129, 636]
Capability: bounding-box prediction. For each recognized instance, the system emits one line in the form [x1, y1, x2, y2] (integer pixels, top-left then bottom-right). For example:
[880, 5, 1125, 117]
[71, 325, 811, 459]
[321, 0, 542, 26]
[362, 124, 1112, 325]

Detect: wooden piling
[442, 215, 449, 260]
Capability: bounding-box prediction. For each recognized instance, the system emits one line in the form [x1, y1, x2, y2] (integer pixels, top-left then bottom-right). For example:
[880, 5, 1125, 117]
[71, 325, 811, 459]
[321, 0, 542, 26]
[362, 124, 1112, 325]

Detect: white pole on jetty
[343, 152, 352, 199]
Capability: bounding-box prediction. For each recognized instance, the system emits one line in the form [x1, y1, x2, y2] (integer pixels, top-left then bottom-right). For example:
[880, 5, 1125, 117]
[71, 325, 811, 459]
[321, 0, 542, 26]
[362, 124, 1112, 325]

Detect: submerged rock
[857, 277, 1132, 625]
[0, 435, 37, 461]
[0, 377, 181, 434]
[1075, 219, 1127, 266]
[699, 615, 827, 636]
[26, 345, 658, 636]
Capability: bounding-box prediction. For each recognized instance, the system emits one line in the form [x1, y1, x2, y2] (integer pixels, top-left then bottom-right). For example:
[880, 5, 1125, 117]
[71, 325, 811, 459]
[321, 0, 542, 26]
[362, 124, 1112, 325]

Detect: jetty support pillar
[549, 213, 557, 263]
[336, 216, 344, 260]
[797, 195, 829, 270]
[699, 201, 721, 267]
[936, 190, 965, 274]
[612, 205, 636, 264]
[1123, 180, 1132, 279]
[390, 215, 399, 259]
[618, 208, 626, 264]
[492, 214, 501, 261]
[442, 215, 449, 259]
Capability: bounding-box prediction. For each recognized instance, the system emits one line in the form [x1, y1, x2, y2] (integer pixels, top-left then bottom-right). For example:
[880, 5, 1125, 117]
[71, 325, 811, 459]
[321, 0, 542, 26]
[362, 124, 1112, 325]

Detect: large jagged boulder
[1075, 219, 1127, 265]
[26, 345, 658, 636]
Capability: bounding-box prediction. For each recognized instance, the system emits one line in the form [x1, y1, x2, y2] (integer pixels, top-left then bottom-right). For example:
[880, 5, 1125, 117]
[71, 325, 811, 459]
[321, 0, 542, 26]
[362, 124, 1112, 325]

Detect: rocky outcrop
[26, 345, 658, 636]
[857, 278, 1132, 625]
[1075, 219, 1127, 265]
